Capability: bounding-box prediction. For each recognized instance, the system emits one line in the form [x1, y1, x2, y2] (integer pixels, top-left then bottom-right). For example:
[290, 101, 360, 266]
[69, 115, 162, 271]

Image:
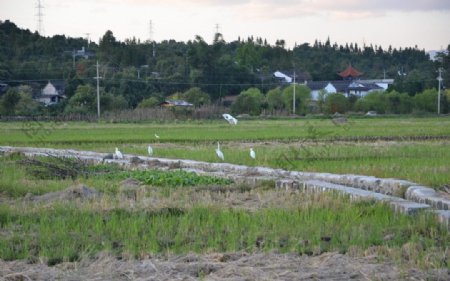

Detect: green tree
[138, 96, 160, 109]
[15, 86, 43, 115]
[64, 84, 96, 114]
[282, 84, 311, 115]
[101, 93, 128, 112]
[354, 91, 389, 114]
[385, 91, 413, 114]
[317, 89, 328, 112]
[324, 93, 349, 114]
[231, 87, 264, 116]
[182, 87, 210, 107]
[0, 88, 20, 115]
[266, 87, 284, 112]
[414, 89, 439, 113]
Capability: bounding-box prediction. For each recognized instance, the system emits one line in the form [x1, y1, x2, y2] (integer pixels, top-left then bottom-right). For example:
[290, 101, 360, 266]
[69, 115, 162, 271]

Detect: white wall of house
[310, 83, 336, 100]
[42, 82, 58, 96]
[36, 82, 63, 106]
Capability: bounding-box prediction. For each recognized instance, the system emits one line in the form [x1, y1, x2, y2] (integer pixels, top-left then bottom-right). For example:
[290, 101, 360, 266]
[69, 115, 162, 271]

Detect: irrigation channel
[1, 146, 449, 227]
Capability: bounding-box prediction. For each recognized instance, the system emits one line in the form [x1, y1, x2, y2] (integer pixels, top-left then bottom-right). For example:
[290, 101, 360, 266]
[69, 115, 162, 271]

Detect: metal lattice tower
[35, 0, 44, 35]
[149, 20, 154, 42]
[149, 20, 155, 57]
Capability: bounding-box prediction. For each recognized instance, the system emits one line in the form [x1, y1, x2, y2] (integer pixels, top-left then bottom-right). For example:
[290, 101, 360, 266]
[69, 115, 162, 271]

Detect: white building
[36, 81, 65, 106]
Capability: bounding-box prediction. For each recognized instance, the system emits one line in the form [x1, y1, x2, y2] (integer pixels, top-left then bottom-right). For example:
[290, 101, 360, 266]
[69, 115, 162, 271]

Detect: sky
[1, 0, 449, 51]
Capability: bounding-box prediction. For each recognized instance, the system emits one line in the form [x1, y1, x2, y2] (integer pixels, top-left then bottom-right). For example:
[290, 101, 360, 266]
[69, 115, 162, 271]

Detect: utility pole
[95, 61, 102, 119]
[292, 71, 296, 115]
[437, 67, 443, 115]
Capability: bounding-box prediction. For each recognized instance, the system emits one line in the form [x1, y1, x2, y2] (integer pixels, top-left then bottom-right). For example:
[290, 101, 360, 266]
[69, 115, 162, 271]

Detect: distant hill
[0, 19, 448, 107]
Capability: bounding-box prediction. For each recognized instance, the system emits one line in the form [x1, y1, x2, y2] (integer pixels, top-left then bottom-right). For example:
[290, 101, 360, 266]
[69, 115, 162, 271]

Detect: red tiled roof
[338, 65, 363, 78]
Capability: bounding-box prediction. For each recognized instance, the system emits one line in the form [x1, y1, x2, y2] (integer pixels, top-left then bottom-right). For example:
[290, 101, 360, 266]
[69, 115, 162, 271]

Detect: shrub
[231, 87, 265, 116]
[282, 84, 311, 115]
[324, 93, 349, 114]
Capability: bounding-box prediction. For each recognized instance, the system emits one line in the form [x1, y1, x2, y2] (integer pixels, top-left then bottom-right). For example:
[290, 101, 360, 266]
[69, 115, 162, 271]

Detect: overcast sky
[1, 0, 449, 51]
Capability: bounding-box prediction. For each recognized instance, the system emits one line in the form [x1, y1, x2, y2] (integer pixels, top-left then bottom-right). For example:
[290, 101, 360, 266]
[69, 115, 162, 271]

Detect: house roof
[41, 80, 65, 96]
[305, 81, 330, 91]
[348, 82, 383, 91]
[273, 70, 310, 83]
[160, 100, 193, 107]
[338, 65, 363, 78]
[0, 83, 8, 95]
[305, 80, 383, 93]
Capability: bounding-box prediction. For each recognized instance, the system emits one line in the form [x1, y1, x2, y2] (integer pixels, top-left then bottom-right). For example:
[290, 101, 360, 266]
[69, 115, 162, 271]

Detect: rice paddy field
[0, 116, 449, 280]
[1, 116, 449, 187]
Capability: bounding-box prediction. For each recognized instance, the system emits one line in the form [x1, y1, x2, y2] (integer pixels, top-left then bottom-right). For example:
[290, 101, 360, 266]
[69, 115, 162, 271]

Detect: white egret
[155, 134, 160, 139]
[115, 147, 123, 159]
[222, 114, 238, 125]
[215, 142, 224, 161]
[250, 148, 256, 160]
[147, 145, 153, 156]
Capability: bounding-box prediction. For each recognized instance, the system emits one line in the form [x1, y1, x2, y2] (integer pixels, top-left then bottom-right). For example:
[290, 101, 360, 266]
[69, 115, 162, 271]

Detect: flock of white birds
[113, 114, 255, 162]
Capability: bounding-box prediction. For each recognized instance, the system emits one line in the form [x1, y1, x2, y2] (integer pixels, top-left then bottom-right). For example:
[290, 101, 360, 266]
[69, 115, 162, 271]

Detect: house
[221, 95, 238, 107]
[305, 65, 390, 100]
[305, 80, 385, 100]
[74, 47, 94, 59]
[273, 70, 310, 84]
[159, 100, 193, 107]
[338, 65, 363, 80]
[359, 79, 395, 91]
[36, 81, 66, 106]
[0, 83, 8, 95]
[307, 81, 337, 100]
[274, 71, 293, 83]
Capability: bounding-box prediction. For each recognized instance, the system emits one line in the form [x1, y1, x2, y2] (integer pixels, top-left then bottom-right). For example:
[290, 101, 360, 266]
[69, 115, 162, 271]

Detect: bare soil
[1, 251, 448, 281]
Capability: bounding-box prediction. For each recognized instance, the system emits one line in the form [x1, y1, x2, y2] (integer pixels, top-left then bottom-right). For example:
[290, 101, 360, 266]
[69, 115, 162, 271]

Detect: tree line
[0, 20, 449, 117]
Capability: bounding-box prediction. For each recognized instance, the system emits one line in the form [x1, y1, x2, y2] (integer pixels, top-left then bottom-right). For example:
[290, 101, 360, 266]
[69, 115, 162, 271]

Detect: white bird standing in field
[147, 144, 153, 156]
[154, 133, 160, 139]
[250, 148, 256, 160]
[215, 142, 224, 161]
[115, 147, 123, 159]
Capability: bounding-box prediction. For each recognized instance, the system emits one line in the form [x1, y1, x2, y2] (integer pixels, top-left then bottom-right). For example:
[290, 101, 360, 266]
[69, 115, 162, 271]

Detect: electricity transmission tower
[149, 20, 155, 57]
[35, 0, 44, 35]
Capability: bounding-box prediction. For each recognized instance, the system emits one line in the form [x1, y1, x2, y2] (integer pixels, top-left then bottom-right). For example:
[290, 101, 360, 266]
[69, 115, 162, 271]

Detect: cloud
[51, 0, 450, 22]
[226, 0, 450, 21]
[102, 0, 247, 6]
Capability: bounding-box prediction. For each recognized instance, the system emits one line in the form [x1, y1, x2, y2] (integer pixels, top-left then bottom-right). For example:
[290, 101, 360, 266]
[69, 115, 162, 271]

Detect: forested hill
[0, 19, 448, 104]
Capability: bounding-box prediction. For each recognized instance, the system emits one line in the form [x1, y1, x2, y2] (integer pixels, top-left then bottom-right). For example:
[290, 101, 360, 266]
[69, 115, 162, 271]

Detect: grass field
[0, 116, 449, 272]
[0, 154, 448, 270]
[1, 116, 449, 187]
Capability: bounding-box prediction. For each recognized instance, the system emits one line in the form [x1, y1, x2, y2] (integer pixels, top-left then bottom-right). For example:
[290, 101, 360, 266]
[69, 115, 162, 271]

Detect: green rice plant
[0, 155, 76, 198]
[101, 169, 233, 187]
[0, 198, 448, 268]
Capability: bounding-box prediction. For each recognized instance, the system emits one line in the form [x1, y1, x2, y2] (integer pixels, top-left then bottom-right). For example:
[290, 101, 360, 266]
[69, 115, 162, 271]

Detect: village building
[159, 100, 194, 107]
[35, 81, 66, 106]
